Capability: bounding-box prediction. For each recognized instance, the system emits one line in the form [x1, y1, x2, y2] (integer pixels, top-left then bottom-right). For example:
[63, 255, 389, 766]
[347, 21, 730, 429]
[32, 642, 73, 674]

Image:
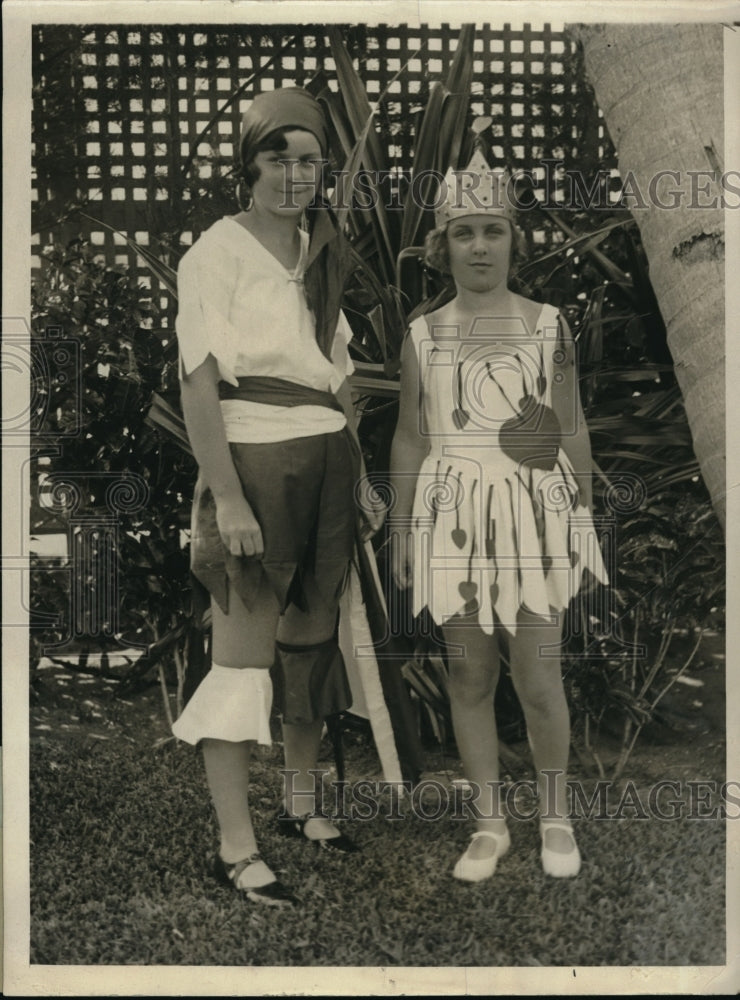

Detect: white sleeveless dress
[408, 302, 608, 636]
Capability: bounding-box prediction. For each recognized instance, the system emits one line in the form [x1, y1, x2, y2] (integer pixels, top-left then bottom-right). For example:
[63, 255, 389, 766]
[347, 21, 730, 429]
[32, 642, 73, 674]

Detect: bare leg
[508, 606, 574, 855]
[203, 582, 279, 871]
[443, 617, 507, 861]
[202, 738, 257, 861]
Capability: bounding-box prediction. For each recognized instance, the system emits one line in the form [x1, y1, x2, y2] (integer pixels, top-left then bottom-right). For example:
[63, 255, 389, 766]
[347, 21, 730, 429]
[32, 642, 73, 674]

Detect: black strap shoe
[275, 810, 360, 854]
[212, 852, 299, 905]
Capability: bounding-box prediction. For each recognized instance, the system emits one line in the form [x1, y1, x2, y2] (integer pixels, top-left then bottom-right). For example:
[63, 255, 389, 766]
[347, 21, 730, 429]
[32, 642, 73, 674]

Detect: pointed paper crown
[435, 149, 515, 229]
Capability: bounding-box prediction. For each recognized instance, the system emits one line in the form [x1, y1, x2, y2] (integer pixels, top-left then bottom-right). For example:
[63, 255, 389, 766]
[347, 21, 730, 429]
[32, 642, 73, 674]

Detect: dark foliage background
[30, 23, 725, 774]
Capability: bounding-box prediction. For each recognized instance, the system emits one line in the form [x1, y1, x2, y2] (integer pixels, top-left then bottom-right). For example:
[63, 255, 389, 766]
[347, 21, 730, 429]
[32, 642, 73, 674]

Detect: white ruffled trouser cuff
[171, 664, 273, 746]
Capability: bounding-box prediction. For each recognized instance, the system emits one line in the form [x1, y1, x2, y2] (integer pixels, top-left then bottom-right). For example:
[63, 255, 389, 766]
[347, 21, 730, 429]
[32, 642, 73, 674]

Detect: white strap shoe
[540, 820, 581, 877]
[452, 827, 511, 882]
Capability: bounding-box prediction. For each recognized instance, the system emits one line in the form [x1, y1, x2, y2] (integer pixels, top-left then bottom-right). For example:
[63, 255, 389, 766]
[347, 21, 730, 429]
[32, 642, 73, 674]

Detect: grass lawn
[29, 653, 726, 968]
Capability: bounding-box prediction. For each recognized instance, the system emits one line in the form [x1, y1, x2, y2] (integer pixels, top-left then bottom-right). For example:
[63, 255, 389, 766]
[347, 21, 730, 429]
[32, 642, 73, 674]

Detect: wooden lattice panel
[32, 23, 616, 325]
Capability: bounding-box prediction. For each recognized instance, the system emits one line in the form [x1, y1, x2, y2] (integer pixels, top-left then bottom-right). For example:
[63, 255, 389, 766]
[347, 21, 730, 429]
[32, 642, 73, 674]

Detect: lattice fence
[32, 22, 617, 326]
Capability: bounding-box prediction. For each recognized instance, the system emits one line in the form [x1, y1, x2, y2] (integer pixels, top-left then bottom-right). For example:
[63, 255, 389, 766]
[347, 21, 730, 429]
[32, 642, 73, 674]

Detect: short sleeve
[330, 309, 355, 379]
[175, 238, 241, 385]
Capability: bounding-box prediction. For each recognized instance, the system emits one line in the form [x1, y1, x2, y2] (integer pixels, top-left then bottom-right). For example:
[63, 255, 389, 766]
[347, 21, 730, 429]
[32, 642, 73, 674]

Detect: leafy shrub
[30, 239, 195, 694]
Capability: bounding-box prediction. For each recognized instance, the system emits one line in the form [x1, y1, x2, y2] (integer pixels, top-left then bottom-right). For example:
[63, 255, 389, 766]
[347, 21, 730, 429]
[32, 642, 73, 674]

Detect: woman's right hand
[390, 525, 414, 591]
[215, 492, 264, 558]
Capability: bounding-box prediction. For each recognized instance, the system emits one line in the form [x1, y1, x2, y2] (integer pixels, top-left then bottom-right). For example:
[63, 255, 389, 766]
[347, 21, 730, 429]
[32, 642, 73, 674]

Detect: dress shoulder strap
[406, 314, 431, 359]
[536, 301, 562, 338]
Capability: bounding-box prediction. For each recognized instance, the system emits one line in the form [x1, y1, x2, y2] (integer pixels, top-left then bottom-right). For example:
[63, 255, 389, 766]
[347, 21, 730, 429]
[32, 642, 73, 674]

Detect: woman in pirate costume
[172, 88, 384, 904]
[390, 150, 608, 881]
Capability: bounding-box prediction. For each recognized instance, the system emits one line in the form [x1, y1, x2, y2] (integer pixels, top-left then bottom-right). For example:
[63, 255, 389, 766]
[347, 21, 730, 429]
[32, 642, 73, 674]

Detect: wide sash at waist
[218, 376, 342, 412]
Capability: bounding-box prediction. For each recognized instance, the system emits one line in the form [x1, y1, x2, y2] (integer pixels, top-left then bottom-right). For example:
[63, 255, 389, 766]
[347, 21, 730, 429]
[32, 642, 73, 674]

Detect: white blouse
[176, 216, 354, 443]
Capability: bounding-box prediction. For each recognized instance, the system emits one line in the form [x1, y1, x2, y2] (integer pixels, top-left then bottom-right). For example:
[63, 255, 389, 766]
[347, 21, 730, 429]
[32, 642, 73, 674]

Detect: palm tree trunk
[568, 23, 725, 530]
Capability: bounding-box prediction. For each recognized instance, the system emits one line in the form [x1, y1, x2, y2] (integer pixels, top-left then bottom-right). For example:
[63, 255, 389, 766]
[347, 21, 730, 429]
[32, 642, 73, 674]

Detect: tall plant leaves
[327, 27, 398, 283]
[444, 24, 478, 170]
[533, 207, 638, 300]
[145, 392, 192, 455]
[514, 216, 636, 287]
[399, 24, 476, 251]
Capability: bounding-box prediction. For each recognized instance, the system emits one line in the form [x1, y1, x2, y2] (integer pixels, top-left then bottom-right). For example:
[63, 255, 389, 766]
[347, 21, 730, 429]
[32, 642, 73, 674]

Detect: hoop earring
[237, 181, 253, 212]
